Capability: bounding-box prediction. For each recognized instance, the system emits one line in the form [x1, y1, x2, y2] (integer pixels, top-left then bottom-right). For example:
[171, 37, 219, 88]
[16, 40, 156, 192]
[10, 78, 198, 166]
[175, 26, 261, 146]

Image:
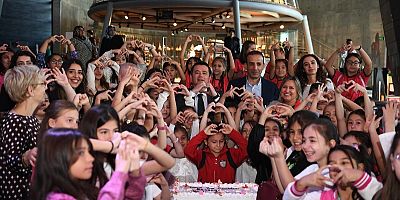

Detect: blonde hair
[4, 65, 45, 103]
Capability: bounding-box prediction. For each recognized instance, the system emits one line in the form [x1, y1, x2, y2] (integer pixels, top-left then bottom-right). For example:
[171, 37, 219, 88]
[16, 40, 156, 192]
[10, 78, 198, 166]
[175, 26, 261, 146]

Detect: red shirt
[184, 129, 248, 183]
[233, 59, 247, 78]
[185, 71, 192, 89]
[211, 75, 229, 93]
[332, 70, 370, 101]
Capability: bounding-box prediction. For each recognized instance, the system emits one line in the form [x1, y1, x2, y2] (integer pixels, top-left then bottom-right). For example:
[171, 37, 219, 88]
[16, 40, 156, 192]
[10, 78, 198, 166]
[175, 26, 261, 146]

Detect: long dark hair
[62, 59, 87, 94]
[295, 54, 327, 91]
[239, 40, 255, 64]
[79, 104, 120, 187]
[377, 130, 400, 200]
[32, 128, 98, 200]
[10, 50, 37, 67]
[328, 145, 372, 200]
[38, 100, 78, 141]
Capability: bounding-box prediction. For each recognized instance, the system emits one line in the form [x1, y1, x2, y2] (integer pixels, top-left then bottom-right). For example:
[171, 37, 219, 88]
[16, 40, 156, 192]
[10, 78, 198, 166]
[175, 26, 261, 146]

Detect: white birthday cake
[172, 181, 258, 200]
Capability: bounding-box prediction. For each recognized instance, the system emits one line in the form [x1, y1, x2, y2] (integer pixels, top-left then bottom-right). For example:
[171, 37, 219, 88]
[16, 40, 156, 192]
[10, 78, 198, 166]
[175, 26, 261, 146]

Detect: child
[32, 128, 140, 200]
[274, 118, 339, 199]
[184, 123, 248, 183]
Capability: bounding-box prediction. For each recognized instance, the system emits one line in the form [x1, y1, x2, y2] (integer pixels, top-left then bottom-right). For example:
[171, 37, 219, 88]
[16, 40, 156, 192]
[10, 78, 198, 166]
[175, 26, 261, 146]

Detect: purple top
[46, 170, 146, 200]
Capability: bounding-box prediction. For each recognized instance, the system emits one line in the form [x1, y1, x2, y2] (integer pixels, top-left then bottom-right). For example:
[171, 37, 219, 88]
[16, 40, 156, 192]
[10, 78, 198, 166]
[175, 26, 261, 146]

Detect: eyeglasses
[346, 61, 360, 66]
[50, 60, 63, 65]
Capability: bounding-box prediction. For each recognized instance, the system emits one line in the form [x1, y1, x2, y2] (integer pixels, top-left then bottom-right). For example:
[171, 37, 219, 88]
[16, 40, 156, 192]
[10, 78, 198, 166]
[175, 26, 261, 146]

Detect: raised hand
[51, 67, 70, 87]
[219, 123, 233, 135]
[115, 140, 132, 173]
[204, 124, 218, 136]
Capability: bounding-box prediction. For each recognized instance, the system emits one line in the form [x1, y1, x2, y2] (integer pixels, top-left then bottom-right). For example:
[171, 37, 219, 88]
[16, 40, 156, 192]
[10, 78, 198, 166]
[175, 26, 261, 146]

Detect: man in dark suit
[184, 61, 220, 117]
[228, 51, 279, 106]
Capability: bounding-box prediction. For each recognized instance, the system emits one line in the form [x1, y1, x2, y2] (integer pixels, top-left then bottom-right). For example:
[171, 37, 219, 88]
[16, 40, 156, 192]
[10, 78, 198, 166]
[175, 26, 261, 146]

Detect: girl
[38, 100, 79, 136]
[373, 131, 400, 200]
[184, 123, 248, 183]
[295, 54, 334, 98]
[322, 145, 381, 199]
[209, 46, 235, 94]
[273, 118, 339, 199]
[234, 40, 256, 79]
[169, 124, 199, 182]
[180, 35, 207, 88]
[162, 60, 185, 84]
[32, 128, 138, 200]
[79, 104, 120, 181]
[248, 107, 284, 184]
[236, 120, 257, 183]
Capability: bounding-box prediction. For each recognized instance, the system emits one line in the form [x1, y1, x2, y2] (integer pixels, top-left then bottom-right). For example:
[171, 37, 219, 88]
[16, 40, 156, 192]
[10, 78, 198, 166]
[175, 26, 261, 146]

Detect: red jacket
[184, 129, 248, 183]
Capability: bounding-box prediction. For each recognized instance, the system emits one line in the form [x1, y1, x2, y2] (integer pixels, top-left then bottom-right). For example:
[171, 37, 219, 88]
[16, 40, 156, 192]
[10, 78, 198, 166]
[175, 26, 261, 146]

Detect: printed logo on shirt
[219, 160, 227, 168]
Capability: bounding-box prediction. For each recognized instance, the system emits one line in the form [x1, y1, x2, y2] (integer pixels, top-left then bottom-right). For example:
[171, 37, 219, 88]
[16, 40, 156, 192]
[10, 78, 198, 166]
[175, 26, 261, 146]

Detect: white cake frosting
[172, 182, 258, 200]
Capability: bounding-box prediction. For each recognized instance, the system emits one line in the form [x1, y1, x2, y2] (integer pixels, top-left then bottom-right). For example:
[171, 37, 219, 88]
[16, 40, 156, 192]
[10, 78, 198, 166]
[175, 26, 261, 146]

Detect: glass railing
[92, 0, 299, 9]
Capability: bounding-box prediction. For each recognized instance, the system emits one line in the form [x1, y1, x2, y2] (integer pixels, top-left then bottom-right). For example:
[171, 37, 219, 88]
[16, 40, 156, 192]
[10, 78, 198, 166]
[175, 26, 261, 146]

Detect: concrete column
[101, 1, 114, 39]
[233, 0, 242, 45]
[52, 0, 62, 53]
[302, 15, 314, 54]
[0, 0, 4, 17]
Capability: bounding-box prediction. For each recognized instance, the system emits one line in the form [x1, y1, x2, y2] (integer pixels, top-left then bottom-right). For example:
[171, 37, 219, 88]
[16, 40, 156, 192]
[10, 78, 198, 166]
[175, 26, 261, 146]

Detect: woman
[276, 77, 302, 109]
[0, 65, 47, 199]
[325, 43, 372, 101]
[295, 54, 334, 98]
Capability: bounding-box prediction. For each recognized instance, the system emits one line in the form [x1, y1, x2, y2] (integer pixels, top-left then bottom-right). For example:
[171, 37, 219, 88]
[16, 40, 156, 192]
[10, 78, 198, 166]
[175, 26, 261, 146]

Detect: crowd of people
[0, 25, 399, 200]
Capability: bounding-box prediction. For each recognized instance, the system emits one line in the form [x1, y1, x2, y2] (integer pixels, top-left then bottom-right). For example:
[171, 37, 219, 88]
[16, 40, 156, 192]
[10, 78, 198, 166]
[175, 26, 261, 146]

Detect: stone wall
[60, 0, 94, 36]
[299, 0, 384, 65]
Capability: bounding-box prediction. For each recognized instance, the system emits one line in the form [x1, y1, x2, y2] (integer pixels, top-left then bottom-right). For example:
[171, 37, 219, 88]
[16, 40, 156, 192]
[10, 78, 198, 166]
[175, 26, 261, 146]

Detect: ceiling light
[212, 17, 215, 23]
[222, 23, 226, 29]
[171, 31, 175, 36]
[219, 14, 223, 19]
[180, 29, 184, 33]
[124, 15, 129, 20]
[226, 12, 230, 19]
[173, 20, 177, 27]
[184, 27, 188, 32]
[280, 24, 284, 29]
[142, 16, 146, 21]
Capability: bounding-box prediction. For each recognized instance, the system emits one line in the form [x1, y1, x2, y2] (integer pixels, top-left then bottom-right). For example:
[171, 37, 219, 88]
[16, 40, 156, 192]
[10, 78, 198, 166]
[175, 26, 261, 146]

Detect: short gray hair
[4, 65, 45, 103]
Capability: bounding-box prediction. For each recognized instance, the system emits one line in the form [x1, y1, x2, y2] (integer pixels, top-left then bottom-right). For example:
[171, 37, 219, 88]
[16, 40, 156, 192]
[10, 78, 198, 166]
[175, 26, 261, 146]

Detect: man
[70, 26, 96, 69]
[228, 50, 279, 106]
[224, 29, 240, 59]
[99, 26, 124, 56]
[185, 61, 220, 117]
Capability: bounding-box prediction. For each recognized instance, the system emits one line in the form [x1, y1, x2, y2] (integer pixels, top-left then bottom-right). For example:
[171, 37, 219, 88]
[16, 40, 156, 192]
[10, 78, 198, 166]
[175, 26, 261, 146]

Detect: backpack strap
[198, 150, 238, 170]
[198, 151, 206, 169]
[226, 150, 238, 169]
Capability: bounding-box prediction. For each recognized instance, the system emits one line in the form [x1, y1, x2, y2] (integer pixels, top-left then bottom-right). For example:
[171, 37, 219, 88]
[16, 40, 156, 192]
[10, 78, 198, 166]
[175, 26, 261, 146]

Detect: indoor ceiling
[88, 0, 303, 33]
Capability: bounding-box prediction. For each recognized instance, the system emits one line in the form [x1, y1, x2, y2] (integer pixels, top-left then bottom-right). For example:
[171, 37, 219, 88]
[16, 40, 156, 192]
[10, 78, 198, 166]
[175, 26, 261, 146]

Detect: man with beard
[70, 26, 97, 70]
[228, 50, 279, 106]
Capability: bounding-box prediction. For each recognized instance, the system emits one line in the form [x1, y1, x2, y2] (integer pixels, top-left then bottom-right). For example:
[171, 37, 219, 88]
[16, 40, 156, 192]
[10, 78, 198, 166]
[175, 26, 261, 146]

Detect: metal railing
[92, 0, 299, 8]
